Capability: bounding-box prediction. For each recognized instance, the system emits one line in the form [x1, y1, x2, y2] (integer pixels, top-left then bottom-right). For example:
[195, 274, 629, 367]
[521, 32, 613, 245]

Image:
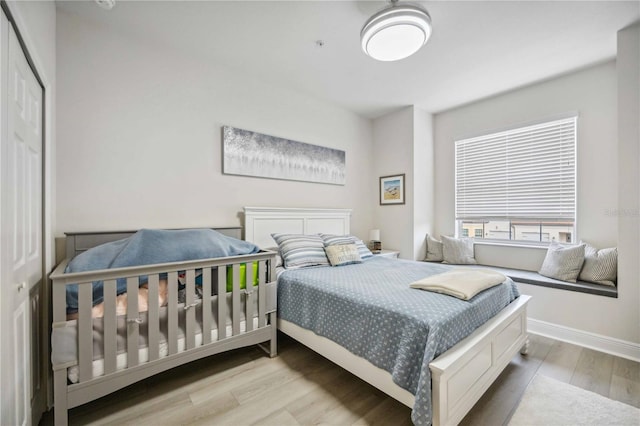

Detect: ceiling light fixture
[95, 0, 116, 11]
[361, 0, 432, 62]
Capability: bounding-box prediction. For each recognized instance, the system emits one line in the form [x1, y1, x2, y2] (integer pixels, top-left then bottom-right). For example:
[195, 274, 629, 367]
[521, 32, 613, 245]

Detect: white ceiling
[57, 0, 639, 119]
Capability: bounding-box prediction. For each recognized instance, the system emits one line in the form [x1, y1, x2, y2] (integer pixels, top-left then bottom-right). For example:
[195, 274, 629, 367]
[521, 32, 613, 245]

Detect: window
[455, 116, 576, 244]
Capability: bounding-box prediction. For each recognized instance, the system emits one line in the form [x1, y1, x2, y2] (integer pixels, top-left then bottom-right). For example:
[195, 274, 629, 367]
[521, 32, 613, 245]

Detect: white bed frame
[244, 206, 531, 426]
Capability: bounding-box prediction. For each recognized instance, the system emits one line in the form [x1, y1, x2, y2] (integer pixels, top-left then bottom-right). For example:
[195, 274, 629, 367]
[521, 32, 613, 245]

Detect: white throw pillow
[578, 243, 617, 286]
[425, 234, 444, 262]
[441, 236, 477, 265]
[320, 234, 374, 259]
[325, 244, 362, 266]
[538, 242, 585, 283]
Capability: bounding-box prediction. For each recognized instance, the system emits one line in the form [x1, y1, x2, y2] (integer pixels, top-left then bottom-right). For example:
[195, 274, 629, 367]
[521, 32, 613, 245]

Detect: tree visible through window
[455, 116, 577, 243]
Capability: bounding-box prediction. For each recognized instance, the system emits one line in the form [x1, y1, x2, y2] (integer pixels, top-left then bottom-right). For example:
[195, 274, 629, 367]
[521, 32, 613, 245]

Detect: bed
[49, 227, 278, 426]
[244, 206, 531, 426]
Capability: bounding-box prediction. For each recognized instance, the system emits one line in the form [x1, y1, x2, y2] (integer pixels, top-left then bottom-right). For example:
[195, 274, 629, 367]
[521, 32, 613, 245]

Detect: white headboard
[244, 207, 352, 248]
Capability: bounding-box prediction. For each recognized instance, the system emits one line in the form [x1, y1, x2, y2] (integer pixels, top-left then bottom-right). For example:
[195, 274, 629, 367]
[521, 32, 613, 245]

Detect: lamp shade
[369, 229, 381, 241]
[361, 3, 432, 62]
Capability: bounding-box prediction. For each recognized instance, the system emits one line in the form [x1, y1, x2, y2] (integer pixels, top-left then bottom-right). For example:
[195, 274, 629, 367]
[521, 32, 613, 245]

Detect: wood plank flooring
[40, 333, 640, 426]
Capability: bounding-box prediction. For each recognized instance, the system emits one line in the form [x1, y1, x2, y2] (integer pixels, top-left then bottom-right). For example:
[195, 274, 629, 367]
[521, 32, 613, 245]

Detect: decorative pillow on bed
[320, 234, 373, 259]
[578, 243, 617, 286]
[271, 233, 330, 269]
[321, 234, 356, 246]
[538, 241, 585, 283]
[442, 236, 476, 265]
[325, 244, 362, 266]
[424, 234, 444, 262]
[353, 238, 374, 259]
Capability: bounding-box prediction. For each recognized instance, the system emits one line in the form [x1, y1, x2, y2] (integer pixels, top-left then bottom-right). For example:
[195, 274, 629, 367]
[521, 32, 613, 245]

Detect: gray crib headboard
[64, 227, 243, 259]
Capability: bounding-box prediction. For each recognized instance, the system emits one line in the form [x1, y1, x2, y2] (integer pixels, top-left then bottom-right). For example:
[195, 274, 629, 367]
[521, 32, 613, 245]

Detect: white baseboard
[528, 318, 640, 362]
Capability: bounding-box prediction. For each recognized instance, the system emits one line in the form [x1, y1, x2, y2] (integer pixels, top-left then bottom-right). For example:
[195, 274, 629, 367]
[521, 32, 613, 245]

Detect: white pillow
[325, 244, 362, 266]
[538, 242, 585, 283]
[425, 234, 444, 262]
[441, 236, 477, 265]
[578, 243, 617, 286]
[320, 234, 373, 259]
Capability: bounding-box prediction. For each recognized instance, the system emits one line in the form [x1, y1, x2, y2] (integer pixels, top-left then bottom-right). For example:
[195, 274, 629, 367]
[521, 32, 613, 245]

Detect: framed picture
[380, 174, 405, 205]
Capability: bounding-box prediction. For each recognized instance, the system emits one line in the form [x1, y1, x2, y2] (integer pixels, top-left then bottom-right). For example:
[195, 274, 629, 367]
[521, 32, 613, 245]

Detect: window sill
[472, 240, 552, 250]
[456, 264, 618, 298]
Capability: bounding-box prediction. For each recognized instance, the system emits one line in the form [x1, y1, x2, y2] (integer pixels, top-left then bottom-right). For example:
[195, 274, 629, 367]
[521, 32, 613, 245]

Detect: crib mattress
[67, 317, 259, 383]
[52, 282, 277, 373]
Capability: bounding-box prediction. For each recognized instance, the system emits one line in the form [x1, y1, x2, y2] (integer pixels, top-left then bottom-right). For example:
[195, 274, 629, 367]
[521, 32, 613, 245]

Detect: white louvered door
[0, 11, 43, 426]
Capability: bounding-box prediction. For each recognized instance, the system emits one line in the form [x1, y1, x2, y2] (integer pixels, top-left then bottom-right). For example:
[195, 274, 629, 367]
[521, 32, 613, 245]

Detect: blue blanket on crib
[65, 228, 260, 313]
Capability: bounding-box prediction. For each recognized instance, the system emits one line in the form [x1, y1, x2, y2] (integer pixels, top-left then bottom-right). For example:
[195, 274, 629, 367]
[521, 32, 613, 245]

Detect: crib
[49, 228, 277, 426]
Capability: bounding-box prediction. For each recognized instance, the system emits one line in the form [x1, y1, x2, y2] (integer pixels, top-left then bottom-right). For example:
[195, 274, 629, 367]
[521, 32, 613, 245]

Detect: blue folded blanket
[65, 228, 260, 314]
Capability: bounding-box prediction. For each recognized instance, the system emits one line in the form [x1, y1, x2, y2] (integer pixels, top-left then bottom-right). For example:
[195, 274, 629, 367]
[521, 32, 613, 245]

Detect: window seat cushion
[453, 264, 618, 298]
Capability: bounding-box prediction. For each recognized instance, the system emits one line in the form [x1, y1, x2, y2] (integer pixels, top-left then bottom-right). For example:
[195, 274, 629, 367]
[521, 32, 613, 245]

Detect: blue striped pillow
[320, 234, 373, 259]
[271, 233, 329, 269]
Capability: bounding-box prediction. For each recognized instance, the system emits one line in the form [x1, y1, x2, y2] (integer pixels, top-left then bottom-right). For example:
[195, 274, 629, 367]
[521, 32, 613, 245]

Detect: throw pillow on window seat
[441, 235, 477, 265]
[578, 243, 617, 286]
[424, 234, 444, 262]
[538, 241, 586, 283]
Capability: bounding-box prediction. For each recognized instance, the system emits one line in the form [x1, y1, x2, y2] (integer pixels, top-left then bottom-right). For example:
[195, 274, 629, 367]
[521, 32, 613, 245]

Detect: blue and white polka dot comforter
[277, 256, 520, 425]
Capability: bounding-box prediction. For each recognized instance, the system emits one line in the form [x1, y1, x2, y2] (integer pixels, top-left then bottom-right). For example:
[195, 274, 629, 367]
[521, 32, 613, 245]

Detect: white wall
[616, 23, 640, 347]
[372, 107, 414, 258]
[434, 60, 640, 344]
[372, 106, 434, 260]
[56, 10, 374, 242]
[413, 107, 434, 260]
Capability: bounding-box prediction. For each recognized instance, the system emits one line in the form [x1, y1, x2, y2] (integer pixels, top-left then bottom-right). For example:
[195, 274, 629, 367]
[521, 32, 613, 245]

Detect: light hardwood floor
[41, 333, 640, 426]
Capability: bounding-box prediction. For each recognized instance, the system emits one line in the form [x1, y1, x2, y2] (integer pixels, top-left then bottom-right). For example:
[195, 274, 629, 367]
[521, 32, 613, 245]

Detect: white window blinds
[455, 116, 577, 221]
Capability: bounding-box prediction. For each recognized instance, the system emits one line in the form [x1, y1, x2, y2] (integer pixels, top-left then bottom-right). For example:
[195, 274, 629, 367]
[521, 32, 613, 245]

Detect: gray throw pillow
[442, 236, 477, 265]
[578, 243, 617, 286]
[538, 242, 585, 283]
[425, 234, 444, 262]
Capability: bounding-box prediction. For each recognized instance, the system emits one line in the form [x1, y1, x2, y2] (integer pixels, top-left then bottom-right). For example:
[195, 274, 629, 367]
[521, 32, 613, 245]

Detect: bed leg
[520, 337, 530, 355]
[269, 312, 277, 358]
[53, 369, 68, 426]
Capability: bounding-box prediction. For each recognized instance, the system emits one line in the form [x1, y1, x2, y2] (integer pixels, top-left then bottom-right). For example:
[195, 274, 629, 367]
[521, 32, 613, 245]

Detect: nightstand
[373, 249, 400, 259]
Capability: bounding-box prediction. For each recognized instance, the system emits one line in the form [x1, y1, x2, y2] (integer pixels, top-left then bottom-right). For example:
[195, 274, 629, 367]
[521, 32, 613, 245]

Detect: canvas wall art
[222, 126, 346, 185]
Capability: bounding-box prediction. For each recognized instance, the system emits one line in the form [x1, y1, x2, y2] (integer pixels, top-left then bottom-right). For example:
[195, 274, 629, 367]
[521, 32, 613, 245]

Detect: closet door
[0, 12, 42, 426]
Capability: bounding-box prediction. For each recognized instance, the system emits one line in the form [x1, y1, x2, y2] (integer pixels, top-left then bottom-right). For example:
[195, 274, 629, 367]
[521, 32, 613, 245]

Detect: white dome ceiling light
[95, 0, 116, 11]
[361, 0, 432, 62]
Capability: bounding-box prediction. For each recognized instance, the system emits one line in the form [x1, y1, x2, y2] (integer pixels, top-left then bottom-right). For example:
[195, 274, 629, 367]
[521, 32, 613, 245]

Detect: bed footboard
[429, 294, 530, 426]
[50, 251, 277, 426]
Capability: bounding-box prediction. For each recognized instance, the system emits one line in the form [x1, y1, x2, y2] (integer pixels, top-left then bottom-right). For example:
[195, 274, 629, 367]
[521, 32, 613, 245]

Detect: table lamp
[369, 229, 382, 253]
